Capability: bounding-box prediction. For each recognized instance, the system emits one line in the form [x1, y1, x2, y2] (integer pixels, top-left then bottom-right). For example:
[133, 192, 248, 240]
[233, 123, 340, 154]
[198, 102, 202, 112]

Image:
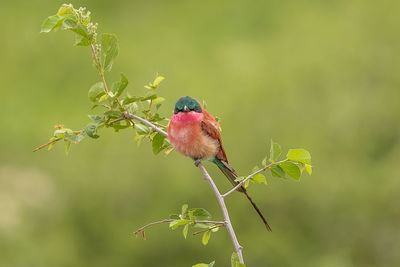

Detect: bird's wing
[200, 111, 228, 162]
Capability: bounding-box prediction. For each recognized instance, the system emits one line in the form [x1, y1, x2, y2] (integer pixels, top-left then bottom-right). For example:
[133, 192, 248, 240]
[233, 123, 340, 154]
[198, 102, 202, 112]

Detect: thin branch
[134, 219, 173, 237]
[123, 112, 167, 137]
[89, 43, 124, 110]
[134, 219, 226, 237]
[192, 224, 225, 236]
[32, 138, 61, 152]
[197, 163, 244, 264]
[106, 117, 125, 125]
[222, 160, 286, 198]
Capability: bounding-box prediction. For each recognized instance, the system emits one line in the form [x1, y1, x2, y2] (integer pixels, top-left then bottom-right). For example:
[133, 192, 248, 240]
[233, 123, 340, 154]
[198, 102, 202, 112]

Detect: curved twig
[134, 219, 226, 238]
[222, 159, 287, 198]
[32, 138, 61, 152]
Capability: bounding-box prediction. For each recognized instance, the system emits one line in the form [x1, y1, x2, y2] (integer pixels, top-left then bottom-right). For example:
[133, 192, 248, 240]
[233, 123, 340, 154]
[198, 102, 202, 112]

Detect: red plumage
[168, 98, 272, 231]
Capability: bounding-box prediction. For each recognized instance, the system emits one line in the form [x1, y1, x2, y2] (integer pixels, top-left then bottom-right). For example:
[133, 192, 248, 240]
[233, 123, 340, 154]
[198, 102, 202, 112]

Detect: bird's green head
[174, 96, 202, 114]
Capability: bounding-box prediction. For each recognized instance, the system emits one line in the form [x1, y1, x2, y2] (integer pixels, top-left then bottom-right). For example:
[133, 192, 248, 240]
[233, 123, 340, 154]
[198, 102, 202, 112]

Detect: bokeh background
[1, 0, 400, 266]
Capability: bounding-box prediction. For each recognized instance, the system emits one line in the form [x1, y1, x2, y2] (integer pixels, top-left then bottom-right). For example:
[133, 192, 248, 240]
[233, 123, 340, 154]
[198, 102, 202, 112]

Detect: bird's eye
[176, 103, 183, 110]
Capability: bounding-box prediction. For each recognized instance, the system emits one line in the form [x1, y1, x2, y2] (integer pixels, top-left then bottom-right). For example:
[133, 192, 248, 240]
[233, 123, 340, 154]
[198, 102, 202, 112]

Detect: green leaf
[65, 141, 71, 155]
[261, 156, 268, 167]
[287, 149, 311, 164]
[192, 262, 215, 267]
[231, 252, 240, 267]
[270, 165, 286, 178]
[64, 132, 85, 143]
[280, 161, 301, 180]
[85, 123, 100, 139]
[269, 140, 282, 163]
[134, 124, 150, 135]
[63, 19, 89, 39]
[152, 97, 165, 105]
[134, 132, 145, 145]
[234, 176, 245, 182]
[244, 179, 250, 188]
[126, 102, 139, 114]
[48, 138, 58, 150]
[110, 121, 130, 132]
[189, 208, 211, 220]
[104, 110, 123, 119]
[123, 96, 143, 104]
[181, 204, 188, 216]
[202, 231, 211, 245]
[142, 94, 157, 101]
[152, 133, 166, 155]
[100, 33, 119, 72]
[57, 4, 73, 16]
[110, 73, 129, 96]
[149, 113, 166, 122]
[99, 94, 109, 102]
[153, 76, 165, 88]
[211, 227, 219, 233]
[169, 214, 180, 220]
[169, 219, 190, 230]
[41, 15, 62, 33]
[88, 82, 105, 102]
[231, 252, 246, 267]
[193, 223, 211, 229]
[54, 129, 66, 139]
[251, 173, 267, 185]
[305, 164, 312, 175]
[88, 114, 105, 124]
[182, 224, 189, 239]
[74, 34, 90, 46]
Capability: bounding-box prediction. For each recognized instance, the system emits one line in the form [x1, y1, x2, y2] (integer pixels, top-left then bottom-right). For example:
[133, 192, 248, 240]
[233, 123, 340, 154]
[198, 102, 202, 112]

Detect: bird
[168, 96, 271, 231]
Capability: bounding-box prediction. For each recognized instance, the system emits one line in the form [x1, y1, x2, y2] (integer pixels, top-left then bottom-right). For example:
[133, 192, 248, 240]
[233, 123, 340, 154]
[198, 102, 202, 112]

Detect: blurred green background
[1, 0, 400, 266]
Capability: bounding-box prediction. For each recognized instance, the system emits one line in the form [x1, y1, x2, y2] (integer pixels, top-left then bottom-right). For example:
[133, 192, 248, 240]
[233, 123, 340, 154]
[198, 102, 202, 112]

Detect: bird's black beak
[183, 105, 189, 112]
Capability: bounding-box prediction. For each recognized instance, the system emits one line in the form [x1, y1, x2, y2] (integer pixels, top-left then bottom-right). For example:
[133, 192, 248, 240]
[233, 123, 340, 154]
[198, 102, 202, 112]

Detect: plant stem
[222, 159, 287, 198]
[89, 43, 124, 109]
[197, 162, 244, 264]
[32, 138, 61, 152]
[106, 117, 125, 125]
[134, 219, 226, 237]
[123, 112, 167, 136]
[192, 224, 225, 236]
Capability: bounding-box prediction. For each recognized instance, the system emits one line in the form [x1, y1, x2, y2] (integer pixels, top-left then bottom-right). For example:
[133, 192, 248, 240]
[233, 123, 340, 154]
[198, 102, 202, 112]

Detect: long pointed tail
[215, 161, 272, 231]
[243, 190, 272, 231]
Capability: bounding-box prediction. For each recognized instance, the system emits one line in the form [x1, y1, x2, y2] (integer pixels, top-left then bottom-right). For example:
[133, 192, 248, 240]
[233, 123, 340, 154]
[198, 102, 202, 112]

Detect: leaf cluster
[235, 140, 312, 189]
[37, 4, 172, 156]
[168, 204, 223, 246]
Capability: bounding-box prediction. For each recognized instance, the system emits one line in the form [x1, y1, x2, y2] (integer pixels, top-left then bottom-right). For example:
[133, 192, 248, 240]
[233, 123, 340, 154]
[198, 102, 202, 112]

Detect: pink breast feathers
[169, 111, 204, 125]
[168, 111, 217, 159]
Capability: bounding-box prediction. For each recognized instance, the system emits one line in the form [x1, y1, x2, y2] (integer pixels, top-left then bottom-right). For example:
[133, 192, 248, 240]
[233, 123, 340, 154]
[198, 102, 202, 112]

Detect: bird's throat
[170, 112, 203, 124]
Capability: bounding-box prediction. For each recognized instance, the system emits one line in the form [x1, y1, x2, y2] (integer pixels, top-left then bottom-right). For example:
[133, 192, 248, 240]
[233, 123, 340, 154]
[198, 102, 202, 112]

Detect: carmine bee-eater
[168, 96, 272, 231]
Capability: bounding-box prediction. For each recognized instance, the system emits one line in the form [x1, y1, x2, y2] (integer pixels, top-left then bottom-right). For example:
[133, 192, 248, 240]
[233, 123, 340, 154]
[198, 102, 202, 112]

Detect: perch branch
[125, 113, 245, 263]
[123, 112, 168, 136]
[197, 163, 244, 263]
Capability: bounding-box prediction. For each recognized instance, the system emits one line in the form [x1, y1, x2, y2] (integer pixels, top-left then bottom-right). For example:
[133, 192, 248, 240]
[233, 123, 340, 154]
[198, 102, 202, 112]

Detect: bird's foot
[194, 159, 202, 167]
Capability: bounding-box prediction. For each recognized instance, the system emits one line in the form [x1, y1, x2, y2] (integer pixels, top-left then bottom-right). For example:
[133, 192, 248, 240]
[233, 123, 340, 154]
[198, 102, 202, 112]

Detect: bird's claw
[194, 159, 201, 167]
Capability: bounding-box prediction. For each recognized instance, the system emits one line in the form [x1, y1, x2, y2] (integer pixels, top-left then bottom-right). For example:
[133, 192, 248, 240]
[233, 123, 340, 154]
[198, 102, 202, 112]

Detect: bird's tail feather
[215, 161, 272, 231]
